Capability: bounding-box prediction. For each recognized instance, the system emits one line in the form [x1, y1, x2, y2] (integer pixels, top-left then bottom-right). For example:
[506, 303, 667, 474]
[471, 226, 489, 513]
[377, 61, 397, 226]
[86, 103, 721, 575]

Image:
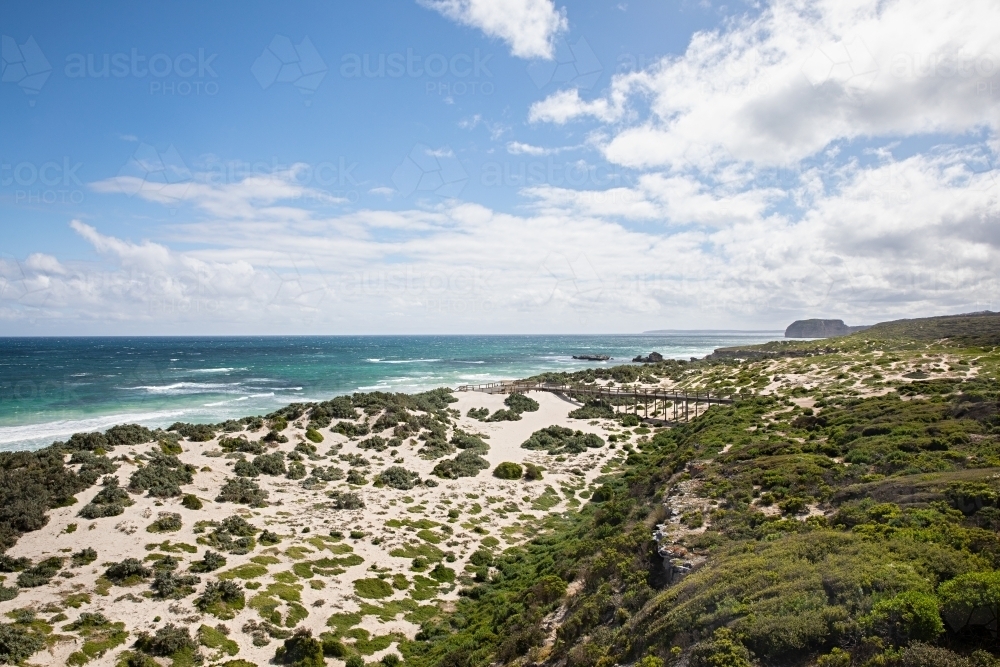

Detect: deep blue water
[0, 334, 782, 451]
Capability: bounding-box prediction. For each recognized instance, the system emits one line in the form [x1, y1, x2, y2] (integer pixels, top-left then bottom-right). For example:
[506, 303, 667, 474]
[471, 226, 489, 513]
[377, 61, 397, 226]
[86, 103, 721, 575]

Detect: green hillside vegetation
[393, 313, 1000, 667]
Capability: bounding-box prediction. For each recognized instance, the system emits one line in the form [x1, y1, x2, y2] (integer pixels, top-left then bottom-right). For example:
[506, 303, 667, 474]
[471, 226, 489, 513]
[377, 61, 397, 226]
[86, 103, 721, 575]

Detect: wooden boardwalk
[456, 380, 742, 422]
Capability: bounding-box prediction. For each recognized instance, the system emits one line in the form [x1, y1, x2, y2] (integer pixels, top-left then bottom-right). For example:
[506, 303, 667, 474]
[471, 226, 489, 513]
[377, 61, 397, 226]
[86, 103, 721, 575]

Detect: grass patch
[389, 542, 443, 562]
[197, 624, 238, 657]
[218, 563, 268, 580]
[326, 611, 363, 635]
[353, 578, 394, 599]
[531, 486, 561, 511]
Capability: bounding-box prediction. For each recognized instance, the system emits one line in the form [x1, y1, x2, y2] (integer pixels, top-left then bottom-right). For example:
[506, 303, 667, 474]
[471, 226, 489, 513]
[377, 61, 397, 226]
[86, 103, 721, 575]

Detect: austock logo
[1, 35, 52, 105]
[252, 35, 328, 98]
[392, 144, 468, 198]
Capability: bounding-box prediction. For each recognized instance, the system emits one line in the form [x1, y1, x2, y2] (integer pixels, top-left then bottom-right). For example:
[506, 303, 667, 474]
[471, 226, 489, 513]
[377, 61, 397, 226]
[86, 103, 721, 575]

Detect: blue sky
[1, 0, 998, 334]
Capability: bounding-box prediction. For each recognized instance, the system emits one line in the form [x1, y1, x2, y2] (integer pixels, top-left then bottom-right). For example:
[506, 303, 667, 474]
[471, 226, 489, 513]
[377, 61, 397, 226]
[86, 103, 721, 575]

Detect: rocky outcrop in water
[573, 354, 610, 361]
[632, 352, 664, 363]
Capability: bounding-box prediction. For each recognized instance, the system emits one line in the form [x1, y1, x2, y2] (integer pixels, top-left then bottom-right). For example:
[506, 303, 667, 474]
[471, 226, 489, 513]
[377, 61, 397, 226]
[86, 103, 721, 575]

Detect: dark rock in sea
[632, 352, 664, 363]
[573, 354, 611, 361]
[785, 319, 870, 338]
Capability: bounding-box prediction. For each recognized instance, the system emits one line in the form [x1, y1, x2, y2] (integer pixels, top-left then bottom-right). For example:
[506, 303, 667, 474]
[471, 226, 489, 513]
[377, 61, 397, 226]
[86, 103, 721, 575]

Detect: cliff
[785, 318, 869, 338]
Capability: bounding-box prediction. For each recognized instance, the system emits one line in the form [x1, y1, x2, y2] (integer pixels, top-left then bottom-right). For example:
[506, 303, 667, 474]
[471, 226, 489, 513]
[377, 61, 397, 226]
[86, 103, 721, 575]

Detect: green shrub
[620, 414, 640, 427]
[467, 407, 489, 420]
[430, 563, 456, 583]
[195, 580, 246, 618]
[688, 628, 753, 667]
[305, 428, 324, 443]
[128, 452, 194, 498]
[346, 469, 367, 485]
[146, 512, 182, 533]
[345, 654, 365, 667]
[66, 431, 110, 452]
[216, 477, 269, 507]
[275, 628, 324, 667]
[864, 591, 944, 645]
[451, 429, 489, 451]
[260, 530, 282, 545]
[219, 437, 265, 455]
[523, 462, 544, 481]
[16, 556, 63, 588]
[0, 555, 29, 572]
[286, 461, 307, 480]
[938, 570, 1000, 635]
[332, 422, 369, 438]
[493, 462, 523, 480]
[104, 558, 152, 584]
[159, 439, 183, 455]
[255, 452, 286, 476]
[432, 450, 489, 479]
[468, 549, 493, 567]
[181, 494, 203, 510]
[377, 466, 421, 490]
[72, 548, 97, 567]
[568, 399, 615, 420]
[381, 654, 401, 667]
[135, 623, 198, 657]
[0, 623, 45, 664]
[521, 426, 603, 455]
[0, 444, 93, 552]
[358, 436, 388, 452]
[79, 476, 134, 519]
[504, 393, 539, 413]
[151, 570, 200, 599]
[295, 442, 318, 458]
[0, 585, 17, 602]
[116, 650, 160, 667]
[221, 515, 256, 536]
[319, 396, 359, 420]
[167, 422, 216, 442]
[322, 636, 348, 657]
[328, 490, 365, 510]
[263, 430, 289, 444]
[486, 409, 522, 422]
[191, 550, 227, 573]
[233, 458, 259, 477]
[354, 578, 394, 599]
[105, 424, 155, 448]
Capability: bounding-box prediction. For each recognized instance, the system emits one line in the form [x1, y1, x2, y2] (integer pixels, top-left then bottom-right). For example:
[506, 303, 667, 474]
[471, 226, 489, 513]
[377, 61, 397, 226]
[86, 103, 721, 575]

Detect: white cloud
[9, 0, 1000, 335]
[528, 88, 623, 124]
[506, 140, 579, 156]
[2, 140, 996, 335]
[532, 0, 1000, 170]
[420, 0, 567, 59]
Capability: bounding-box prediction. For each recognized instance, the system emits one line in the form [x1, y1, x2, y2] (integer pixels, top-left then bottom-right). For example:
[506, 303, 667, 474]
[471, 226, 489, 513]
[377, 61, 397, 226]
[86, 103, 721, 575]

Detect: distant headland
[784, 319, 870, 338]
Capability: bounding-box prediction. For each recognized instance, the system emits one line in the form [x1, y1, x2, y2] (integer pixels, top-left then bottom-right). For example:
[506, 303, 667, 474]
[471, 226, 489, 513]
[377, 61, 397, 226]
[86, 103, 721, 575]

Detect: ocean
[0, 333, 782, 451]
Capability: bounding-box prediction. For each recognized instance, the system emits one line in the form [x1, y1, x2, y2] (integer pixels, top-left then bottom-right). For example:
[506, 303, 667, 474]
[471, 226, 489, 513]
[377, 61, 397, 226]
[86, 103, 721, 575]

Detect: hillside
[0, 312, 999, 667]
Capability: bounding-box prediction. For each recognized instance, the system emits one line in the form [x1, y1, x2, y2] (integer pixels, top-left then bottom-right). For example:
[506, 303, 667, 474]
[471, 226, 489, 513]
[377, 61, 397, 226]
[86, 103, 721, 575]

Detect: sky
[1, 0, 998, 335]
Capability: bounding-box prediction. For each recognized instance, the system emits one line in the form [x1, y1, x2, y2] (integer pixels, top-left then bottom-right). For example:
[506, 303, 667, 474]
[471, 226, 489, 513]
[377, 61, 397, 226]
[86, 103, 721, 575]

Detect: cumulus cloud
[6, 0, 1000, 333]
[420, 0, 568, 59]
[532, 0, 1000, 170]
[3, 139, 996, 335]
[529, 88, 623, 124]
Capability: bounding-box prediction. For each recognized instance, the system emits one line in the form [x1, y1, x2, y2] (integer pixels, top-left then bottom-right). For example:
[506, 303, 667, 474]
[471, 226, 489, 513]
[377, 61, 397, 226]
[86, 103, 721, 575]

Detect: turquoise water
[0, 334, 781, 451]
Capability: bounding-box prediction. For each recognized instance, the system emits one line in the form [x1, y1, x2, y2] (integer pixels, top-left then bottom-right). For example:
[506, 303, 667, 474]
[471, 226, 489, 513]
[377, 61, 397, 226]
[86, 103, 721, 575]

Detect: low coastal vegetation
[0, 312, 998, 666]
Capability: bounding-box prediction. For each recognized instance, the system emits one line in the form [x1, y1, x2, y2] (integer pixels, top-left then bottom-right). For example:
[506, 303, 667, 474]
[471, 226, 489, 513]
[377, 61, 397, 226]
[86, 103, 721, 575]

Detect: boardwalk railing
[456, 380, 746, 422]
